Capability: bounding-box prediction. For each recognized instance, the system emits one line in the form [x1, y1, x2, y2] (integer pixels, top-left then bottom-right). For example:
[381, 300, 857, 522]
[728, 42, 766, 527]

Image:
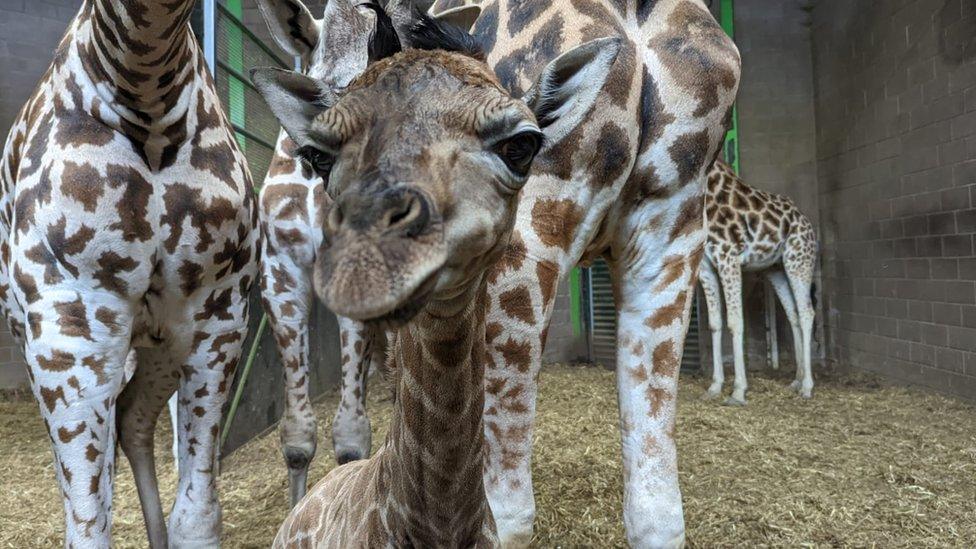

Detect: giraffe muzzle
[315, 184, 447, 323]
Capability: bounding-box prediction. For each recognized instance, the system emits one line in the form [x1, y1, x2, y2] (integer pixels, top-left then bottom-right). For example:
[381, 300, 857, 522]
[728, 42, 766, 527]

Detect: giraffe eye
[296, 146, 335, 179]
[494, 131, 543, 177]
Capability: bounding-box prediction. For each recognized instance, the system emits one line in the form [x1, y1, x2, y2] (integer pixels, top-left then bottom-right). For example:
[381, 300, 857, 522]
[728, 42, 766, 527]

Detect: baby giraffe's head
[254, 10, 620, 326]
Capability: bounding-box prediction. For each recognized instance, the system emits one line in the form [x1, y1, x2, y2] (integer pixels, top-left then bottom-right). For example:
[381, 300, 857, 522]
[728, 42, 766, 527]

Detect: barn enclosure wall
[811, 0, 976, 401]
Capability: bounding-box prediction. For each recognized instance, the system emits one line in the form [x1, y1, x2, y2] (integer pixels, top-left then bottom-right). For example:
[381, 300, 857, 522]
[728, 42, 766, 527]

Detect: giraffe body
[0, 1, 258, 545]
[699, 160, 818, 404]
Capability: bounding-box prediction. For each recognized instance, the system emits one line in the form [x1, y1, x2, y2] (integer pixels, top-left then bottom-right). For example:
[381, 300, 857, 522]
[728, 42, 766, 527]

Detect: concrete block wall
[811, 0, 976, 400]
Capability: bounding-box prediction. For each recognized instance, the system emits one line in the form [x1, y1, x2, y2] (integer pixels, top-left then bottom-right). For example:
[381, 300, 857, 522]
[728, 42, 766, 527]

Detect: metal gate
[585, 258, 702, 372]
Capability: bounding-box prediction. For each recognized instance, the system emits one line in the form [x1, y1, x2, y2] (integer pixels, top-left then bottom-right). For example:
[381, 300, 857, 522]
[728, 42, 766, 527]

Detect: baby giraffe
[252, 11, 620, 547]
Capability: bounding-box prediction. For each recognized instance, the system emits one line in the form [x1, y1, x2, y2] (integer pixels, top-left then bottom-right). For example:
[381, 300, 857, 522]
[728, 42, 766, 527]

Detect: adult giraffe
[439, 1, 740, 546]
[0, 0, 258, 546]
[699, 159, 818, 405]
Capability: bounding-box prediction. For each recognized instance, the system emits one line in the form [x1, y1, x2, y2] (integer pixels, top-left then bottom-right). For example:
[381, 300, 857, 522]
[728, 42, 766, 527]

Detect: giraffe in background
[252, 7, 620, 543]
[0, 0, 258, 545]
[699, 160, 819, 404]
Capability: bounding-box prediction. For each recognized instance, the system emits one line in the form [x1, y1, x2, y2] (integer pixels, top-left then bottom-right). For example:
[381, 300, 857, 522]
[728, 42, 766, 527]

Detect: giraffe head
[257, 0, 481, 91]
[253, 12, 621, 325]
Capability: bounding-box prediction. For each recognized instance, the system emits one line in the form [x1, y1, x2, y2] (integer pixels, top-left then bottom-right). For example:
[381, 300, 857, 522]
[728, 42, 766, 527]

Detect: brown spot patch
[54, 296, 93, 340]
[646, 386, 672, 417]
[487, 231, 526, 285]
[536, 260, 559, 308]
[668, 130, 710, 186]
[669, 195, 704, 241]
[496, 337, 531, 373]
[58, 422, 86, 443]
[37, 350, 75, 372]
[93, 251, 139, 295]
[645, 291, 687, 329]
[531, 199, 583, 251]
[652, 339, 679, 379]
[40, 385, 68, 412]
[499, 285, 535, 325]
[60, 161, 103, 212]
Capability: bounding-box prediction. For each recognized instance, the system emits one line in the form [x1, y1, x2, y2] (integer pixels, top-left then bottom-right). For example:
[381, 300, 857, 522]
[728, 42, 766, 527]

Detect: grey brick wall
[0, 0, 81, 388]
[811, 0, 976, 400]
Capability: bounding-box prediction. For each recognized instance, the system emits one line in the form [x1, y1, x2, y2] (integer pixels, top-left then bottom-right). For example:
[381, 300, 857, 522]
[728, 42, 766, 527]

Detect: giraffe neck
[380, 279, 491, 545]
[76, 0, 199, 116]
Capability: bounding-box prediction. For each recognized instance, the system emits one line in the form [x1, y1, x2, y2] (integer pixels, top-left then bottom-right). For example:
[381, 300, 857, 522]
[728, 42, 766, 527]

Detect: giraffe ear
[431, 5, 481, 32]
[523, 37, 622, 144]
[256, 0, 321, 58]
[250, 68, 336, 147]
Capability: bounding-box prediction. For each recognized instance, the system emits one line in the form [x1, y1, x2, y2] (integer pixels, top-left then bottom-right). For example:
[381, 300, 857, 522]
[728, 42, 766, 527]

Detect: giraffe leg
[23, 289, 134, 547]
[331, 317, 373, 465]
[168, 321, 248, 546]
[716, 258, 747, 405]
[765, 270, 803, 385]
[611, 247, 701, 548]
[483, 253, 558, 548]
[262, 253, 317, 507]
[698, 261, 725, 400]
[784, 258, 816, 399]
[117, 347, 182, 548]
[168, 392, 179, 472]
[764, 280, 779, 370]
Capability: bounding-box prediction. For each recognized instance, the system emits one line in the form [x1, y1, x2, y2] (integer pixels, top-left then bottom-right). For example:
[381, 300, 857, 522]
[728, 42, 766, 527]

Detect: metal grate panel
[214, 0, 288, 188]
[586, 258, 702, 372]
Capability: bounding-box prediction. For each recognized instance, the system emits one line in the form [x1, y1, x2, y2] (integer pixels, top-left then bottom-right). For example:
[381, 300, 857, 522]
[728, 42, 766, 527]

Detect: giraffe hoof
[788, 380, 802, 392]
[701, 390, 721, 401]
[723, 396, 747, 407]
[336, 450, 365, 465]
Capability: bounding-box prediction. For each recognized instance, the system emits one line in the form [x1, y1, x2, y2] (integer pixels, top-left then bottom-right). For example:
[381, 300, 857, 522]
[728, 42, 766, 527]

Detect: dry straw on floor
[1, 364, 974, 547]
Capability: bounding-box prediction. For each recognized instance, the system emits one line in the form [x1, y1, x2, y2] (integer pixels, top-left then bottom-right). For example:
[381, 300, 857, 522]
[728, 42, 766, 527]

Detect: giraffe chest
[0, 118, 258, 343]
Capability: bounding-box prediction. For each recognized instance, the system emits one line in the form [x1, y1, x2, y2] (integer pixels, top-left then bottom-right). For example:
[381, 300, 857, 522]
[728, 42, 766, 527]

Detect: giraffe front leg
[23, 289, 134, 547]
[483, 253, 558, 548]
[167, 392, 179, 472]
[698, 261, 724, 400]
[715, 258, 747, 406]
[331, 316, 373, 465]
[117, 347, 182, 548]
[168, 281, 250, 547]
[612, 248, 700, 549]
[262, 253, 317, 506]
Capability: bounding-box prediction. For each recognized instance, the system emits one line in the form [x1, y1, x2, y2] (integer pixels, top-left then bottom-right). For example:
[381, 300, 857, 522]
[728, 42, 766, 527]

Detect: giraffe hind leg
[765, 269, 803, 387]
[117, 346, 182, 549]
[24, 289, 134, 546]
[784, 255, 816, 399]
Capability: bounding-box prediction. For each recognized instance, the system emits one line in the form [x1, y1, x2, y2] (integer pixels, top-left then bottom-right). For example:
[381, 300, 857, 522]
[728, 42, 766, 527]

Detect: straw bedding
[1, 364, 974, 547]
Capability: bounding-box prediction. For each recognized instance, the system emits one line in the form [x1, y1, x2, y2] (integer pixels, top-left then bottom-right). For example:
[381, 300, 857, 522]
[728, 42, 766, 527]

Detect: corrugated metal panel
[586, 259, 702, 372]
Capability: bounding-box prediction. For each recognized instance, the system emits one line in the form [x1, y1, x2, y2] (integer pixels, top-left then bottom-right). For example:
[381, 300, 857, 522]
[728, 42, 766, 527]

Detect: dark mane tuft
[406, 6, 486, 60]
[362, 2, 403, 63]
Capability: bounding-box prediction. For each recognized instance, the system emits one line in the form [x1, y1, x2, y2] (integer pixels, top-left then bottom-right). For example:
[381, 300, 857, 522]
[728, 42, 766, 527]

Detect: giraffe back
[705, 160, 817, 271]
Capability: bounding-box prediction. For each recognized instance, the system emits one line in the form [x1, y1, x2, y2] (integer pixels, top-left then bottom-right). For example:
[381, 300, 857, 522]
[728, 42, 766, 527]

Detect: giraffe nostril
[327, 203, 344, 234]
[386, 198, 416, 229]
